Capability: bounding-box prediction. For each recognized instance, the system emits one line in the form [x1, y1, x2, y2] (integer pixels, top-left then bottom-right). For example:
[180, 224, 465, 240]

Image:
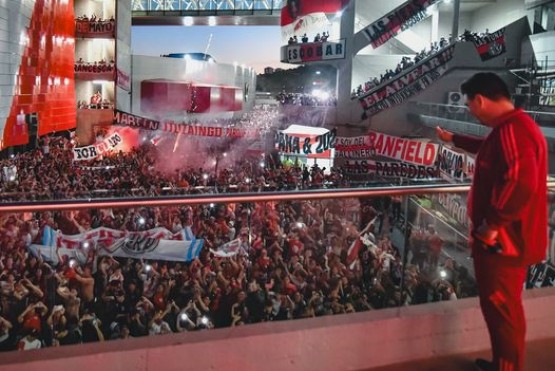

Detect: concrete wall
[115, 0, 132, 113]
[1, 287, 554, 371]
[0, 0, 33, 146]
[470, 0, 535, 34]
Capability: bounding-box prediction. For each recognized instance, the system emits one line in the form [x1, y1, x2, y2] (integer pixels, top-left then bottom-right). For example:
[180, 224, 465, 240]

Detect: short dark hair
[460, 72, 511, 101]
[287, 0, 300, 17]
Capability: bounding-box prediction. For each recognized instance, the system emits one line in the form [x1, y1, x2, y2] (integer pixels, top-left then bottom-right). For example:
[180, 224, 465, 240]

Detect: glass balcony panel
[1, 184, 554, 351]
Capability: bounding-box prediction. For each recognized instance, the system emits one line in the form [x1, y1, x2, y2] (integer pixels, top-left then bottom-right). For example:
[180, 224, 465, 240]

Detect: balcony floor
[366, 337, 555, 371]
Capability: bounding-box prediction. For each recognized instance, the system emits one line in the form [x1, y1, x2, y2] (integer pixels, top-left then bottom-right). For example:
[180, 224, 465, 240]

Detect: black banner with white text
[358, 46, 454, 117]
[472, 27, 506, 61]
[361, 0, 440, 49]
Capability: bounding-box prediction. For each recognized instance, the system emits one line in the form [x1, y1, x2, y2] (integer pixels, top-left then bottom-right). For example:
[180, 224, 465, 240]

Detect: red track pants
[473, 250, 528, 371]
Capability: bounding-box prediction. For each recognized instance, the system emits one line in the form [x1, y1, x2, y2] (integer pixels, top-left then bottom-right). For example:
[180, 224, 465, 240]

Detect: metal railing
[131, 0, 284, 13]
[410, 101, 555, 128]
[0, 183, 473, 213]
[0, 182, 553, 353]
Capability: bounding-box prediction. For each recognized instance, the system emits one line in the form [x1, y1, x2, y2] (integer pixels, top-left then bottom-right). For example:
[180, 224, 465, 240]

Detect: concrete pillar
[431, 7, 439, 43]
[452, 0, 461, 41]
[336, 0, 356, 125]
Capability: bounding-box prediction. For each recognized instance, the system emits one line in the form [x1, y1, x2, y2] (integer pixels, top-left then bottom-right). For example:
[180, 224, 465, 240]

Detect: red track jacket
[452, 109, 548, 265]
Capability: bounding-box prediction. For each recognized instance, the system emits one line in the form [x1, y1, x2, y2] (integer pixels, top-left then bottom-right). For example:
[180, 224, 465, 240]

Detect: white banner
[439, 145, 465, 181]
[28, 245, 88, 266]
[29, 226, 203, 264]
[344, 159, 438, 179]
[336, 131, 439, 166]
[439, 145, 475, 181]
[73, 133, 122, 161]
[209, 238, 244, 258]
[98, 237, 203, 262]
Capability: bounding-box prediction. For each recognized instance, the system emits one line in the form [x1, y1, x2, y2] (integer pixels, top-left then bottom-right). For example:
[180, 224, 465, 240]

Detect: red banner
[113, 110, 259, 139]
[335, 131, 439, 167]
[75, 20, 115, 38]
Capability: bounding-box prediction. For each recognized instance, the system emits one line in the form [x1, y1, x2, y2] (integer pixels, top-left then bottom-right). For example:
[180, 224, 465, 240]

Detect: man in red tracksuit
[436, 72, 547, 371]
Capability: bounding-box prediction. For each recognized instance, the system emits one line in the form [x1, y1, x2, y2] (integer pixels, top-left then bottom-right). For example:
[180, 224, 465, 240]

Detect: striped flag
[181, 225, 195, 241]
[30, 225, 205, 264]
[180, 225, 204, 261]
[41, 225, 58, 247]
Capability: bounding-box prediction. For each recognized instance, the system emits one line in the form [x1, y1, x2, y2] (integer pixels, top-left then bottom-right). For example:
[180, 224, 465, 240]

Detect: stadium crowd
[0, 136, 475, 351]
[288, 31, 331, 45]
[276, 92, 337, 107]
[352, 28, 503, 99]
[352, 36, 452, 98]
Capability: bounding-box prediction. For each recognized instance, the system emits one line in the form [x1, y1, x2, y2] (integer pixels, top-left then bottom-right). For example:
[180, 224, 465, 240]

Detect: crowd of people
[0, 135, 344, 201]
[0, 135, 475, 352]
[276, 92, 337, 107]
[352, 36, 452, 98]
[352, 28, 503, 99]
[458, 28, 494, 44]
[77, 91, 114, 110]
[75, 14, 115, 23]
[288, 31, 331, 45]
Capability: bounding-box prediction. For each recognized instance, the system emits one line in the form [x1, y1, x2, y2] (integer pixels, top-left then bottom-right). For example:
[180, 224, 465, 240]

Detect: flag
[346, 237, 363, 266]
[41, 225, 57, 247]
[179, 225, 205, 261]
[30, 225, 205, 264]
[210, 238, 243, 258]
[181, 226, 195, 241]
[28, 244, 58, 265]
[280, 0, 348, 41]
[472, 28, 506, 61]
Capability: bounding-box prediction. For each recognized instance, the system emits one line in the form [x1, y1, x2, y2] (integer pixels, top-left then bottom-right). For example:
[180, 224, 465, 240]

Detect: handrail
[3, 182, 555, 213]
[413, 101, 555, 117]
[0, 184, 474, 212]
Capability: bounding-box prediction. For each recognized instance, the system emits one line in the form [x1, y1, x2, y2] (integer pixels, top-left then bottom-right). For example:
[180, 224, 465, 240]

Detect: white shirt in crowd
[149, 320, 171, 336]
[18, 337, 42, 350]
